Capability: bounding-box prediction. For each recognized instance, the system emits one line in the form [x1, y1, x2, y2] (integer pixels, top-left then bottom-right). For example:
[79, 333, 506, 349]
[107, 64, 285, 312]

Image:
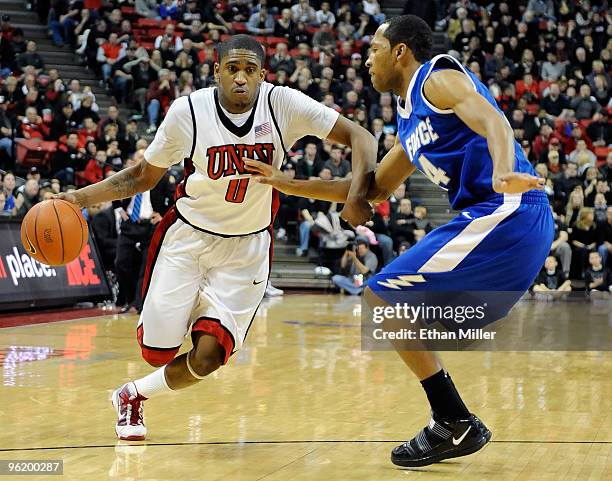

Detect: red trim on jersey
[191, 317, 235, 365]
[268, 188, 279, 272]
[267, 225, 274, 275]
[270, 188, 280, 226]
[136, 324, 180, 366]
[175, 156, 195, 201]
[141, 206, 178, 302]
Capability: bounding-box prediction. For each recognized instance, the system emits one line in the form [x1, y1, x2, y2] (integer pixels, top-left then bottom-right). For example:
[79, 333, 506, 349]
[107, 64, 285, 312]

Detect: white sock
[133, 366, 172, 399]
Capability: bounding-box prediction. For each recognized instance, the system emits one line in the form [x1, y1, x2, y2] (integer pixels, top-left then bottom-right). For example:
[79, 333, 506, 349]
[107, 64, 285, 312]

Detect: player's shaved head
[217, 34, 265, 66]
[383, 15, 432, 63]
[366, 15, 432, 95]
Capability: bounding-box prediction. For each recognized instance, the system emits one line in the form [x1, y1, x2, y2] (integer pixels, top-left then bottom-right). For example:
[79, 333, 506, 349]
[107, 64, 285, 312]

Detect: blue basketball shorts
[368, 191, 554, 322]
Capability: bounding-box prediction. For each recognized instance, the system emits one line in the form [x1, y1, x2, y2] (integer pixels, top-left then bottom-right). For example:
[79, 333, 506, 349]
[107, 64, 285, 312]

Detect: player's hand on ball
[243, 158, 289, 191]
[53, 192, 79, 206]
[341, 197, 373, 227]
[493, 173, 545, 194]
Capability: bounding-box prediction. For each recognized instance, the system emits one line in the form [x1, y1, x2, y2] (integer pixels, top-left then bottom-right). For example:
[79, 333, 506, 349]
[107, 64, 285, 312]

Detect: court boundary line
[1, 439, 611, 452]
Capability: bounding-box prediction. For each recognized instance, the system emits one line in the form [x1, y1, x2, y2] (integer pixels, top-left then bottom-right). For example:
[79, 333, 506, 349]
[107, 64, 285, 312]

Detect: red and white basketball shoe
[111, 382, 147, 441]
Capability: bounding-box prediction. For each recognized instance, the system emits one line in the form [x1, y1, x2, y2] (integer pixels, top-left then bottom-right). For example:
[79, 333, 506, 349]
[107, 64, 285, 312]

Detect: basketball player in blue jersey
[245, 15, 554, 467]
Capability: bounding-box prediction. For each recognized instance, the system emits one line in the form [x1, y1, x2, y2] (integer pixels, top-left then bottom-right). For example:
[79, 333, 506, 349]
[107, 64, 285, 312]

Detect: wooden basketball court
[0, 294, 610, 480]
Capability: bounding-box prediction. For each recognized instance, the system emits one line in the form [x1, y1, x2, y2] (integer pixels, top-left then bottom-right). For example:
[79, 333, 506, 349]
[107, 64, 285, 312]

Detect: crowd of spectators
[0, 0, 611, 297]
[277, 0, 611, 293]
[441, 0, 611, 293]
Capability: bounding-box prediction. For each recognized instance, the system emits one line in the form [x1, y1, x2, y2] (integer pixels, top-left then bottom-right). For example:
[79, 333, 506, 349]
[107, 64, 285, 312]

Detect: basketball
[20, 199, 89, 266]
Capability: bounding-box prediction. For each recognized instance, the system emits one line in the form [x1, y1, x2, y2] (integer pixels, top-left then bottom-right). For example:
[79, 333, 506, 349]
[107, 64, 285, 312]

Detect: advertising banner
[0, 220, 110, 311]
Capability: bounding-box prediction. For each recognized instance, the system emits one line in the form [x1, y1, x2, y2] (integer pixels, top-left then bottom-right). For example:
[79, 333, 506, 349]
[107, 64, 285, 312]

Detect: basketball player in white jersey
[57, 35, 376, 440]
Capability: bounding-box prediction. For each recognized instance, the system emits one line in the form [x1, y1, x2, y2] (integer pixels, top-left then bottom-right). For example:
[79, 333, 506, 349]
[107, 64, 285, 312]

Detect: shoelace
[128, 397, 144, 426]
[119, 389, 144, 426]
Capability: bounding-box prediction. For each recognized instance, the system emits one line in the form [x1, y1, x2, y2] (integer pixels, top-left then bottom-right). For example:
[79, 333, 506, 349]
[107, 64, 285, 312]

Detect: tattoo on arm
[108, 170, 139, 199]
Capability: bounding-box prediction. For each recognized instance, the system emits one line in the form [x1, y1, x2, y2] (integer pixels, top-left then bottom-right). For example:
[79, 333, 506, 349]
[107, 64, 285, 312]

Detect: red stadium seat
[137, 18, 158, 27]
[148, 29, 164, 38]
[267, 37, 288, 47]
[595, 147, 611, 161]
[232, 22, 248, 33]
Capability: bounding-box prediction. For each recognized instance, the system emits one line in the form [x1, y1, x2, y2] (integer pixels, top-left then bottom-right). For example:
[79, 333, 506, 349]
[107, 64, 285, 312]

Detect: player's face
[215, 49, 265, 113]
[366, 24, 397, 94]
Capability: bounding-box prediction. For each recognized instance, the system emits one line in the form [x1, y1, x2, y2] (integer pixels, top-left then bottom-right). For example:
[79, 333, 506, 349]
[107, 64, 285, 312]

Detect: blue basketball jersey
[396, 54, 537, 210]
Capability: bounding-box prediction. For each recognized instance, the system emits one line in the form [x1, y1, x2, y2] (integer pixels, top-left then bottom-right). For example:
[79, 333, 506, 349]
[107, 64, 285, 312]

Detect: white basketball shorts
[137, 207, 271, 366]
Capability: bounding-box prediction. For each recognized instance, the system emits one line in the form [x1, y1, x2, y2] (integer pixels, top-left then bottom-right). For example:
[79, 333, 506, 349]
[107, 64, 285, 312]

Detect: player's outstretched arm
[367, 135, 417, 202]
[56, 160, 167, 208]
[244, 135, 415, 204]
[58, 95, 190, 208]
[244, 158, 353, 202]
[423, 70, 544, 194]
[325, 115, 378, 225]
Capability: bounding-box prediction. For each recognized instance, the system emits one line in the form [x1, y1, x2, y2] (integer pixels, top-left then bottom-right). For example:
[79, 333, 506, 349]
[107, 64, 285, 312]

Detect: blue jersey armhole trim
[420, 54, 478, 115]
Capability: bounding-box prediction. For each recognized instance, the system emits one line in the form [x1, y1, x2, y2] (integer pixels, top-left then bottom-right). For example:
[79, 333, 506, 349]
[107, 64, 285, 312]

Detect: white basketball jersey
[176, 83, 286, 235]
[144, 82, 339, 236]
